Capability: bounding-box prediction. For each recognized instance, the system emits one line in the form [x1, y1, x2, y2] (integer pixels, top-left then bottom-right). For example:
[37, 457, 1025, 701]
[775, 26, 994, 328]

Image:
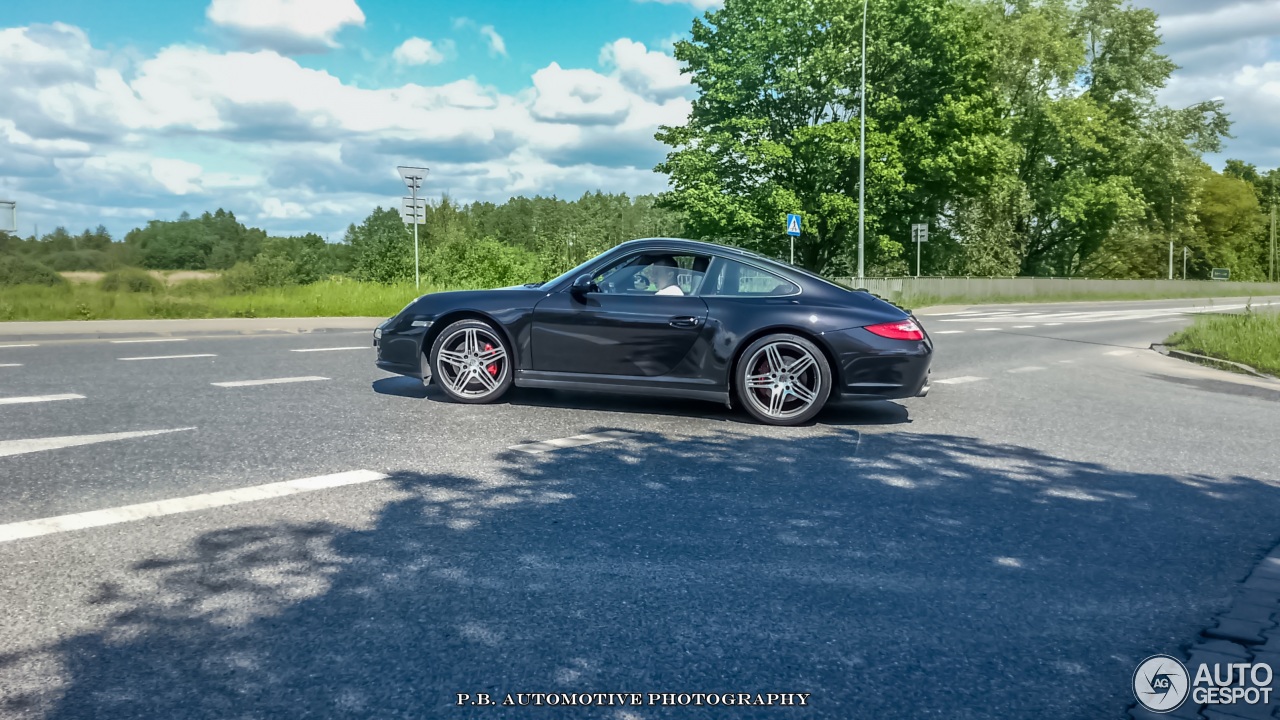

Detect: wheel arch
[726, 325, 844, 405]
[421, 310, 519, 362]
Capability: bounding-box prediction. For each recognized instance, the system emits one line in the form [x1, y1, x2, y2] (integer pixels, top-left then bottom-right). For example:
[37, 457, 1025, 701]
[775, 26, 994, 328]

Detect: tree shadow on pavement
[5, 429, 1279, 719]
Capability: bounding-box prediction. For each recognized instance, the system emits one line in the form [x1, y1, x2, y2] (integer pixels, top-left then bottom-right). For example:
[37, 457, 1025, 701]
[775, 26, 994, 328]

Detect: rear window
[701, 258, 799, 297]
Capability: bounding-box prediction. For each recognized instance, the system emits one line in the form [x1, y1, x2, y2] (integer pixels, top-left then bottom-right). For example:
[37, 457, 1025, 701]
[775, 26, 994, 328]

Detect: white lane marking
[0, 393, 85, 406]
[212, 376, 329, 388]
[1105, 350, 1135, 357]
[934, 376, 987, 385]
[1008, 366, 1046, 373]
[0, 363, 21, 368]
[0, 469, 388, 544]
[1057, 360, 1074, 364]
[509, 430, 636, 455]
[976, 328, 1002, 332]
[1042, 323, 1063, 326]
[289, 346, 368, 353]
[933, 330, 965, 335]
[119, 354, 217, 361]
[1013, 325, 1037, 329]
[0, 427, 195, 459]
[0, 344, 38, 348]
[110, 338, 188, 344]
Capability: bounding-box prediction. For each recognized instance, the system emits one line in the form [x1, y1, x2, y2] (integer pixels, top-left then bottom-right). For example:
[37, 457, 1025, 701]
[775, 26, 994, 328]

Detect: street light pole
[1183, 246, 1188, 280]
[857, 0, 868, 282]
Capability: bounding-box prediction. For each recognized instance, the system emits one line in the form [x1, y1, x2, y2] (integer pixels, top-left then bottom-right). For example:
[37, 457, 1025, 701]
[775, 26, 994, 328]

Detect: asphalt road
[1, 296, 1278, 719]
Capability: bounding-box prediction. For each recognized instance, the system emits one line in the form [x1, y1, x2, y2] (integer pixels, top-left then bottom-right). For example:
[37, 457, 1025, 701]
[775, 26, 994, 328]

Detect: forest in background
[2, 0, 1279, 292]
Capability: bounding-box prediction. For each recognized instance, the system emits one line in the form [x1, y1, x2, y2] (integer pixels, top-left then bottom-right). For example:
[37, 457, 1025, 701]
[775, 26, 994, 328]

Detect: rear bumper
[823, 326, 932, 400]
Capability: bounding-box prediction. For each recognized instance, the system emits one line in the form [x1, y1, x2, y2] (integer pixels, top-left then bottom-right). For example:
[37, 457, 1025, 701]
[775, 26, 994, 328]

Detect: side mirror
[570, 274, 598, 296]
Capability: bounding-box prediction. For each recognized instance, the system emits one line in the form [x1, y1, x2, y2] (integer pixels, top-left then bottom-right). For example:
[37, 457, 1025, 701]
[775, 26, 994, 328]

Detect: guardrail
[828, 277, 1280, 302]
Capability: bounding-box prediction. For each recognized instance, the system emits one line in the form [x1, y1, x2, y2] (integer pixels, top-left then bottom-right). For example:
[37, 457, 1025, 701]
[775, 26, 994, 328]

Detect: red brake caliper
[484, 342, 499, 377]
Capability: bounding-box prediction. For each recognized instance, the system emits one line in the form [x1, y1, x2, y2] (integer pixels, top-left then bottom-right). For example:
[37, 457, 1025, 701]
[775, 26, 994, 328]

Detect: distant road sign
[786, 213, 802, 237]
[1210, 268, 1230, 281]
[911, 223, 929, 243]
[0, 201, 14, 234]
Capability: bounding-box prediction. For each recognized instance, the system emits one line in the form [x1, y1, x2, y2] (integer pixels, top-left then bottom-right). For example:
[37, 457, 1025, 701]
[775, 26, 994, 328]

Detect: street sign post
[1210, 268, 1230, 281]
[397, 166, 429, 290]
[786, 213, 802, 265]
[911, 223, 929, 278]
[0, 200, 14, 234]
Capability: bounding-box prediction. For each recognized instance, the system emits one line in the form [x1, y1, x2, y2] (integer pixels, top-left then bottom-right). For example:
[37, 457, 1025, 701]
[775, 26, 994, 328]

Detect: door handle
[669, 316, 701, 328]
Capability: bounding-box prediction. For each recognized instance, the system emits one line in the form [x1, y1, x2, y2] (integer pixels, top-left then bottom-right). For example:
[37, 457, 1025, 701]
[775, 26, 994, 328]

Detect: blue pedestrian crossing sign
[786, 213, 802, 237]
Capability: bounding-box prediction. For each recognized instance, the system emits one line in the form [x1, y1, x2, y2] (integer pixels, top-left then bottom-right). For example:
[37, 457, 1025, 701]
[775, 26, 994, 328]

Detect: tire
[428, 319, 514, 404]
[734, 333, 832, 426]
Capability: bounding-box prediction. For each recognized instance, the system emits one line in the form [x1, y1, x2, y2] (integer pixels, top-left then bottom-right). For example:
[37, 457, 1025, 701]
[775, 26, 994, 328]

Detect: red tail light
[864, 319, 924, 341]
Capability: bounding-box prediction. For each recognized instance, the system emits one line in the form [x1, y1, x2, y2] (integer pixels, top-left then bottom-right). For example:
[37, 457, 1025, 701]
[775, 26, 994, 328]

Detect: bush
[424, 237, 545, 289]
[100, 267, 163, 293]
[0, 255, 67, 286]
[44, 250, 120, 271]
[221, 255, 300, 293]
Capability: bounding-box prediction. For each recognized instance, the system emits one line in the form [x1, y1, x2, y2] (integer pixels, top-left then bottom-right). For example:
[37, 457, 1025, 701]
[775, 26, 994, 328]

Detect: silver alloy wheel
[434, 326, 509, 398]
[742, 341, 822, 420]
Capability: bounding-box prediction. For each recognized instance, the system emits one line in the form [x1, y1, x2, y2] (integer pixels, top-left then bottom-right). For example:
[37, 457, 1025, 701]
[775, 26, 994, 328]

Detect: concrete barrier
[829, 277, 1280, 302]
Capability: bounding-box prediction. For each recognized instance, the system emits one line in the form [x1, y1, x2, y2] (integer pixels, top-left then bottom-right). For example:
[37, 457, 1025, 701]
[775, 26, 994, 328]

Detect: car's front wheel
[734, 334, 832, 426]
[429, 319, 514, 404]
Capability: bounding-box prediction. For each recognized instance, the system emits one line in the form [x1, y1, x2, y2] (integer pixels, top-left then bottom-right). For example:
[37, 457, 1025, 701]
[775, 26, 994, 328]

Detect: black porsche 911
[374, 237, 932, 426]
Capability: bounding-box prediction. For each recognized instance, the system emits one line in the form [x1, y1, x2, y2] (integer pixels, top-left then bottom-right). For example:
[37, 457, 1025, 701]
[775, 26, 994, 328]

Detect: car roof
[617, 237, 779, 264]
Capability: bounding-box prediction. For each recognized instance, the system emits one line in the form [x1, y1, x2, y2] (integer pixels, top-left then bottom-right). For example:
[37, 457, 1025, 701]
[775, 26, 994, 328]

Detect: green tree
[350, 207, 414, 283]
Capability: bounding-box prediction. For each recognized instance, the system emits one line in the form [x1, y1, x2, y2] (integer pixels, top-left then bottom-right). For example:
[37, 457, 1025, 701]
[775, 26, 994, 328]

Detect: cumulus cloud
[393, 37, 446, 66]
[205, 0, 365, 53]
[0, 24, 691, 237]
[479, 25, 506, 57]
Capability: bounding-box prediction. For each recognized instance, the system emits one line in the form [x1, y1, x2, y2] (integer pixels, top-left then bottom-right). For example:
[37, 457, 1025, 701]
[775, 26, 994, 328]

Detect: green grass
[0, 280, 449, 321]
[1166, 310, 1280, 377]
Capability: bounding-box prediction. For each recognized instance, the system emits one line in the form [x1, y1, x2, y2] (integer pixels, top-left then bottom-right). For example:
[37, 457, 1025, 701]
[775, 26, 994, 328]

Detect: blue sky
[1, 0, 1278, 241]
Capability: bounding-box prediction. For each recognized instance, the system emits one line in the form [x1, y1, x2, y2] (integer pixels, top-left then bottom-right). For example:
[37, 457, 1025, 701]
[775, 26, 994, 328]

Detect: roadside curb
[1128, 541, 1280, 720]
[1151, 344, 1278, 381]
[0, 317, 383, 342]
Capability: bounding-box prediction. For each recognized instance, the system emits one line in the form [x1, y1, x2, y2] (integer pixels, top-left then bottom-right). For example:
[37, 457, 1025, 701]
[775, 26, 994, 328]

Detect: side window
[592, 253, 710, 296]
[701, 258, 799, 297]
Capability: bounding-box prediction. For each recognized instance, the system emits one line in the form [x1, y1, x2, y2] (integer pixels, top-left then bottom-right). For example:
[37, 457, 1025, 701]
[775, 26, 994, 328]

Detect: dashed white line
[509, 430, 636, 454]
[1008, 366, 1046, 373]
[0, 344, 38, 349]
[0, 393, 85, 406]
[110, 338, 189, 344]
[934, 376, 987, 385]
[289, 346, 368, 353]
[933, 330, 966, 335]
[0, 427, 195, 458]
[1105, 350, 1135, 357]
[119, 354, 217, 361]
[0, 363, 21, 368]
[211, 376, 329, 388]
[1057, 360, 1075, 364]
[1013, 325, 1037, 329]
[1042, 323, 1063, 326]
[0, 469, 389, 544]
[976, 328, 1002, 332]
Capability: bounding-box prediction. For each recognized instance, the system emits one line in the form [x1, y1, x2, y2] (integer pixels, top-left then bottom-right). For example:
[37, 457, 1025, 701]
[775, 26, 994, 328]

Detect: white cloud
[393, 37, 445, 66]
[205, 0, 365, 53]
[479, 25, 506, 57]
[0, 24, 693, 238]
[635, 0, 724, 10]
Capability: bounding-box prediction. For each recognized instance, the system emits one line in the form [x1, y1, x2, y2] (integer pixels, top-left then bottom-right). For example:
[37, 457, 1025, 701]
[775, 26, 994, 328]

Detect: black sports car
[374, 237, 932, 425]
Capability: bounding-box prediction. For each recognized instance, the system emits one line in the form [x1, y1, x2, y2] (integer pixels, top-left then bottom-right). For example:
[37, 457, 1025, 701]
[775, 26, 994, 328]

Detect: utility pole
[1168, 241, 1173, 280]
[1183, 246, 1188, 280]
[1271, 203, 1276, 283]
[857, 0, 868, 282]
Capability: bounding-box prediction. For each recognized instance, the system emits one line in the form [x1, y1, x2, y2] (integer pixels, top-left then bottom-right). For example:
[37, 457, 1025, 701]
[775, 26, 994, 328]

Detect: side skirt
[514, 370, 729, 404]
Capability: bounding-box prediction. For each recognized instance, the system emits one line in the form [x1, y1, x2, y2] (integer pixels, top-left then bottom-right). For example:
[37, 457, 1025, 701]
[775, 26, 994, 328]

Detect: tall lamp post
[857, 0, 868, 282]
[397, 166, 429, 290]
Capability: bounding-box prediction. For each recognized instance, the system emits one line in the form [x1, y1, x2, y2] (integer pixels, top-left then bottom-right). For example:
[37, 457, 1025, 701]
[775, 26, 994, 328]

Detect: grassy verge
[0, 280, 447, 321]
[1166, 310, 1280, 377]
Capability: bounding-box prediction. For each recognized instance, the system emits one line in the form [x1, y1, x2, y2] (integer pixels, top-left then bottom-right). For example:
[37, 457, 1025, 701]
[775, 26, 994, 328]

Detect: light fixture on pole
[857, 0, 868, 282]
[397, 166, 429, 290]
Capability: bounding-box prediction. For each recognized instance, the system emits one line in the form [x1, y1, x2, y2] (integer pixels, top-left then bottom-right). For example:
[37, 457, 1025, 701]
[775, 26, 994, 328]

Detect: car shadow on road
[6, 430, 1279, 719]
[372, 375, 912, 427]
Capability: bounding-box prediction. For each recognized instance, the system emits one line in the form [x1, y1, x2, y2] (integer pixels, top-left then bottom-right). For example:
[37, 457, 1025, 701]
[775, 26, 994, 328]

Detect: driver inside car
[650, 256, 684, 296]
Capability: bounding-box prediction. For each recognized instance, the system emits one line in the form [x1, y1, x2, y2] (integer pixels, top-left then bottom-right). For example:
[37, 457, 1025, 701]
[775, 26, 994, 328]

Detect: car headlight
[373, 327, 382, 340]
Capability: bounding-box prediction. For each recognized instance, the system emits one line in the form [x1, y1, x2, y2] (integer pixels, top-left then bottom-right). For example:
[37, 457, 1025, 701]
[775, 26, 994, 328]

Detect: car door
[530, 252, 711, 376]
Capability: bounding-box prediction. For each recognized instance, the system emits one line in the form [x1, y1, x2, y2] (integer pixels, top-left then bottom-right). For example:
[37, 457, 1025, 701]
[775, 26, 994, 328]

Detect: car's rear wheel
[429, 319, 513, 404]
[734, 334, 831, 426]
